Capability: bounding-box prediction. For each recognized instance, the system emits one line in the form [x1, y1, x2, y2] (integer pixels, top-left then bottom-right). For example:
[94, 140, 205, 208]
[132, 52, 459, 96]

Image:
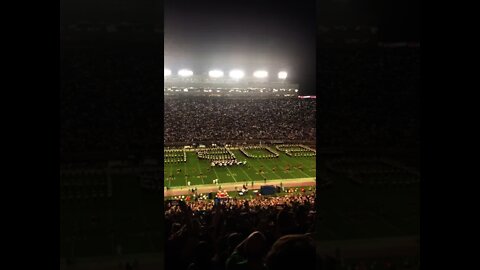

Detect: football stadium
[162, 70, 320, 270]
[60, 0, 420, 268]
[60, 47, 420, 270]
[60, 45, 420, 269]
[163, 70, 317, 199]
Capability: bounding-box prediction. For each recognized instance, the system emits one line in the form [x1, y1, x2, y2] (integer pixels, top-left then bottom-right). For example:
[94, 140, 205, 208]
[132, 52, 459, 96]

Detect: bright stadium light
[209, 70, 224, 78]
[178, 69, 193, 77]
[253, 70, 268, 78]
[164, 69, 172, 77]
[278, 71, 288, 79]
[229, 70, 245, 79]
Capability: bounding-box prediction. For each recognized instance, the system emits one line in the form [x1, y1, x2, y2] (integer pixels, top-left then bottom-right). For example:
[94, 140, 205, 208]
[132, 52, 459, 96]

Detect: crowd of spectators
[61, 46, 419, 155]
[164, 97, 316, 144]
[164, 192, 317, 270]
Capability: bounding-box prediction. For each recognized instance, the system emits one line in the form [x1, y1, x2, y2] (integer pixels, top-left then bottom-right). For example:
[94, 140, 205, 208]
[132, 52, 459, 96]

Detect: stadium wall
[164, 139, 316, 147]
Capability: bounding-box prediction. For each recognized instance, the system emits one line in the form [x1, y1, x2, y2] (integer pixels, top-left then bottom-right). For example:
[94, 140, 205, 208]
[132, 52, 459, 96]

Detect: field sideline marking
[165, 177, 315, 195]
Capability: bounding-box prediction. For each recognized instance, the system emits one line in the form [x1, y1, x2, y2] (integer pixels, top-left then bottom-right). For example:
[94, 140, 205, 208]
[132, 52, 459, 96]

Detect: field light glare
[229, 70, 245, 79]
[253, 70, 268, 78]
[164, 69, 172, 77]
[178, 69, 193, 77]
[278, 71, 288, 79]
[209, 70, 224, 78]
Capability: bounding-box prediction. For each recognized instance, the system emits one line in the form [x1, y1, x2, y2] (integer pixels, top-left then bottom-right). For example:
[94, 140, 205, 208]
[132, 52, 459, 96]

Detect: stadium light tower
[253, 70, 268, 78]
[178, 69, 193, 77]
[209, 70, 224, 78]
[229, 70, 245, 80]
[164, 68, 172, 77]
[278, 71, 288, 80]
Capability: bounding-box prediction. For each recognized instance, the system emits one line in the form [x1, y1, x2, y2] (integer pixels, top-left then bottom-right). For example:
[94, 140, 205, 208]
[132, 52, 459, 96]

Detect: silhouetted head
[170, 223, 181, 234]
[227, 233, 243, 253]
[194, 241, 213, 264]
[276, 209, 298, 236]
[265, 234, 315, 270]
[244, 231, 267, 262]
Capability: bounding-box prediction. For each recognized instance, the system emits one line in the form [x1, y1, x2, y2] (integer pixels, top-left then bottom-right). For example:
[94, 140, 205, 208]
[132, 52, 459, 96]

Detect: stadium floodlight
[164, 69, 172, 77]
[178, 69, 193, 77]
[253, 70, 268, 78]
[229, 69, 245, 79]
[209, 70, 224, 78]
[278, 71, 288, 79]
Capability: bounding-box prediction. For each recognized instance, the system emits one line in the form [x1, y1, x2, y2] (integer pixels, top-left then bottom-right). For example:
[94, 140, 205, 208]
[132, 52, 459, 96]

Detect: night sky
[61, 0, 419, 95]
[164, 0, 317, 94]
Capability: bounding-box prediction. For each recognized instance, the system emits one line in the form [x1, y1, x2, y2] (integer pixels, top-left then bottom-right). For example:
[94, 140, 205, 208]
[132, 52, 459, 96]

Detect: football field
[164, 147, 316, 188]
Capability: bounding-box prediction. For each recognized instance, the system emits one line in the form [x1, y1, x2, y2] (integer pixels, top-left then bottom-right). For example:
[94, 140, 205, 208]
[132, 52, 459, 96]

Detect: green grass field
[164, 147, 316, 188]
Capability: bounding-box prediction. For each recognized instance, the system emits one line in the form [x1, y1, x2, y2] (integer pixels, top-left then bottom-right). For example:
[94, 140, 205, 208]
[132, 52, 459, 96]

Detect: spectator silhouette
[265, 234, 316, 270]
[226, 231, 268, 270]
[187, 241, 213, 270]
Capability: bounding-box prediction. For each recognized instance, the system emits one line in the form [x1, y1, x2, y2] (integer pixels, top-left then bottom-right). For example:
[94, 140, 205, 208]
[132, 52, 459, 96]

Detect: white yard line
[212, 166, 220, 183]
[194, 156, 206, 185]
[278, 157, 313, 178]
[226, 166, 238, 182]
[239, 166, 254, 181]
[259, 159, 284, 179]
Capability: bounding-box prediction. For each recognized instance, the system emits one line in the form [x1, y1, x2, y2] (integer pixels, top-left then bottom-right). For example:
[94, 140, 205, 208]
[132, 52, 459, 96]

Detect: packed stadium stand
[164, 97, 316, 145]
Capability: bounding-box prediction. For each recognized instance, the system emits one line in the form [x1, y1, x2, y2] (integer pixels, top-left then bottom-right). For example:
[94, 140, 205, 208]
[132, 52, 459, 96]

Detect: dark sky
[317, 0, 420, 42]
[165, 0, 317, 94]
[61, 0, 419, 95]
[60, 0, 160, 23]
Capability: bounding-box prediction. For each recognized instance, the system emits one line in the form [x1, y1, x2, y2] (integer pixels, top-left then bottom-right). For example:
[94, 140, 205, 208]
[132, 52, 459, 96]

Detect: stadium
[162, 67, 320, 270]
[162, 70, 317, 199]
[60, 0, 420, 268]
